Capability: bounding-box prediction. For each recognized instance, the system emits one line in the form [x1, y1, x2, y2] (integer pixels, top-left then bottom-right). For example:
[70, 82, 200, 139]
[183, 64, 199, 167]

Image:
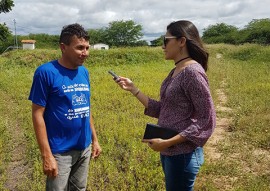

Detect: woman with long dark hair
[114, 20, 216, 191]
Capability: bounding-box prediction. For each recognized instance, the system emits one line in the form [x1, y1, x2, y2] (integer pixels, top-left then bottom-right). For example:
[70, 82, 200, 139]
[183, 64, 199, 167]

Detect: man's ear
[60, 43, 65, 53]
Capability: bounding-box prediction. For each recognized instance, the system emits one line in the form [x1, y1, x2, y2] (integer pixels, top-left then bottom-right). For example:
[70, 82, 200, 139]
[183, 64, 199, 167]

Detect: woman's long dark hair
[167, 20, 209, 71]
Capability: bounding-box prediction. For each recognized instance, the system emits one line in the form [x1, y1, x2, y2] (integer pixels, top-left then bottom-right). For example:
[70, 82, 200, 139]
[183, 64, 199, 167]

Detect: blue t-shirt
[29, 60, 92, 154]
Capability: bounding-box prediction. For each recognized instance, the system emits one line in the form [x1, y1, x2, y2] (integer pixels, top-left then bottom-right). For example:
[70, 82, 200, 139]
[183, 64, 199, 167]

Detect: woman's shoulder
[185, 62, 205, 73]
[182, 63, 208, 83]
[182, 63, 206, 78]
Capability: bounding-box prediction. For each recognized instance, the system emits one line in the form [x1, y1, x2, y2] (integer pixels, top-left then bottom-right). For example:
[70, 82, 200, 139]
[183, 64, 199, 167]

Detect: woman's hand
[116, 77, 138, 94]
[142, 138, 170, 152]
[114, 76, 149, 107]
[143, 135, 186, 152]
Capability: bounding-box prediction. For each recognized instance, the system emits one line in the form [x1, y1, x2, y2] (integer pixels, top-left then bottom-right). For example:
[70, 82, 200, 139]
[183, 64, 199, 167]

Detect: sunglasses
[163, 36, 179, 47]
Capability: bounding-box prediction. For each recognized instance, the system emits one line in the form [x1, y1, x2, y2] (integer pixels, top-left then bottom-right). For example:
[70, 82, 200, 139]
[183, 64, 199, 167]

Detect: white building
[91, 43, 109, 50]
[21, 40, 36, 50]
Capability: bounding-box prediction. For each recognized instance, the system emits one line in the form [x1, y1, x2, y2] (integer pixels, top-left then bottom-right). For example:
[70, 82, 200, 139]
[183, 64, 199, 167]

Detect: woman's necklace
[174, 56, 190, 65]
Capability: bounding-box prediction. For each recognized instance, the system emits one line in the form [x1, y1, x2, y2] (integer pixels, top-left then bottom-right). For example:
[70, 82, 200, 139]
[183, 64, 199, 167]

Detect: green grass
[194, 44, 270, 191]
[0, 45, 269, 190]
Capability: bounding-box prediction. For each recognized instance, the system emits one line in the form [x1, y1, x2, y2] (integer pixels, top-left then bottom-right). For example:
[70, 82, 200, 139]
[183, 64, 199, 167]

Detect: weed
[0, 45, 269, 190]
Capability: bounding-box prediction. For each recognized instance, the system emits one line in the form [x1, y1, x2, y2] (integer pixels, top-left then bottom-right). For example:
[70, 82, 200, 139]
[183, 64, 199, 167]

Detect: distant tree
[0, 23, 11, 41]
[27, 33, 59, 49]
[105, 20, 143, 46]
[202, 23, 238, 44]
[0, 0, 14, 49]
[0, 23, 12, 53]
[88, 28, 106, 45]
[0, 0, 14, 13]
[135, 40, 149, 46]
[150, 36, 163, 46]
[241, 18, 270, 44]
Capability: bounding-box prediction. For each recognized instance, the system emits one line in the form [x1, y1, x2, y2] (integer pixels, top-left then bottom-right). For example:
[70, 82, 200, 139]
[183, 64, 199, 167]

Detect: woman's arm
[180, 69, 216, 146]
[116, 77, 149, 108]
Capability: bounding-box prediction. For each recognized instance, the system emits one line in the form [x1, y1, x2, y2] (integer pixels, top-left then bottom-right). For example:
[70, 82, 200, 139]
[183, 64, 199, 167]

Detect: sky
[0, 0, 269, 42]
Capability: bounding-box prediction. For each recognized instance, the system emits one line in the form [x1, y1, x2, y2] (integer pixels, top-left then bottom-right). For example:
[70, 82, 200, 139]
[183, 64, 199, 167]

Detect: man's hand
[43, 155, 58, 177]
[91, 141, 102, 159]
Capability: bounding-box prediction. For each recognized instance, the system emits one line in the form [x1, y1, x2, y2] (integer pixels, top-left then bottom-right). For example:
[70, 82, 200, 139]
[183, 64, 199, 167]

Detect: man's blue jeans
[46, 146, 91, 191]
[161, 147, 204, 191]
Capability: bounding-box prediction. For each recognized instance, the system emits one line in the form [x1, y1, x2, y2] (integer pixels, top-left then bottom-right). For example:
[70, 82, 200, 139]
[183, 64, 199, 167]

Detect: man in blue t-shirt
[29, 23, 102, 191]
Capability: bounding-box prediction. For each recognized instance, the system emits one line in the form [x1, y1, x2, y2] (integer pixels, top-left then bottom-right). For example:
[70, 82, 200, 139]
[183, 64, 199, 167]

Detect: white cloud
[0, 0, 269, 41]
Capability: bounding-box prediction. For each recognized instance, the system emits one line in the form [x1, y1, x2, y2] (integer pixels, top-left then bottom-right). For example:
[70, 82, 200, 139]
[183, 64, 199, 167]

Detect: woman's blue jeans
[160, 147, 204, 191]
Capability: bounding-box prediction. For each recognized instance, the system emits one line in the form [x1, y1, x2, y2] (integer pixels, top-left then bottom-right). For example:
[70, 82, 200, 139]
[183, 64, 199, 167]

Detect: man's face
[61, 35, 90, 69]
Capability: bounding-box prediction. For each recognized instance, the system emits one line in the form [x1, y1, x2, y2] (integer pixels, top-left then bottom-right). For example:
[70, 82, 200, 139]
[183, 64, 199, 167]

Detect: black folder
[143, 123, 178, 139]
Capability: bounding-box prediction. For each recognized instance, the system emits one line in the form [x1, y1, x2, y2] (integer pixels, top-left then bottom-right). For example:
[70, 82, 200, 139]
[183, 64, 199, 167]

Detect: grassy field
[0, 44, 269, 190]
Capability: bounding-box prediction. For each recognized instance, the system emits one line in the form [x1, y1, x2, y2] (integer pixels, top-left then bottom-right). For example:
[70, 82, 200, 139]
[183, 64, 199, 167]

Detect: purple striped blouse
[144, 63, 216, 156]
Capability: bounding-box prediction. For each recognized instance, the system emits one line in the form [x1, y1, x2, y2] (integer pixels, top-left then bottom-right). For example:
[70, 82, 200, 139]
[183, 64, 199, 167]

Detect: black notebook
[143, 123, 178, 139]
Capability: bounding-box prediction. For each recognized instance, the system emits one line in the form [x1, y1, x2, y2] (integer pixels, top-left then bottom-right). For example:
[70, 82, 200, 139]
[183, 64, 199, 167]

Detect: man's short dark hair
[59, 23, 90, 45]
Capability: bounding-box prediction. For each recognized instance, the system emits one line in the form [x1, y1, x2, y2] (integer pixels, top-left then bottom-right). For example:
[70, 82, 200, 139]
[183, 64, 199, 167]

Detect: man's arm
[90, 112, 102, 159]
[32, 103, 58, 177]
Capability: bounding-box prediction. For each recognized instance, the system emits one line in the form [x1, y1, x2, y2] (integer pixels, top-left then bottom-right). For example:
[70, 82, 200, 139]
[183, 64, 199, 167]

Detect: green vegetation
[1, 20, 148, 54]
[0, 0, 14, 52]
[202, 18, 270, 45]
[0, 45, 269, 190]
[0, 0, 14, 13]
[196, 44, 270, 190]
[88, 20, 148, 47]
[2, 17, 270, 54]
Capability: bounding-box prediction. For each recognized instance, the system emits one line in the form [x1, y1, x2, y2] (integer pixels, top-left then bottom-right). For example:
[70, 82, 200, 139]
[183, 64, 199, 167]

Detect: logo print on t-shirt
[72, 93, 87, 106]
